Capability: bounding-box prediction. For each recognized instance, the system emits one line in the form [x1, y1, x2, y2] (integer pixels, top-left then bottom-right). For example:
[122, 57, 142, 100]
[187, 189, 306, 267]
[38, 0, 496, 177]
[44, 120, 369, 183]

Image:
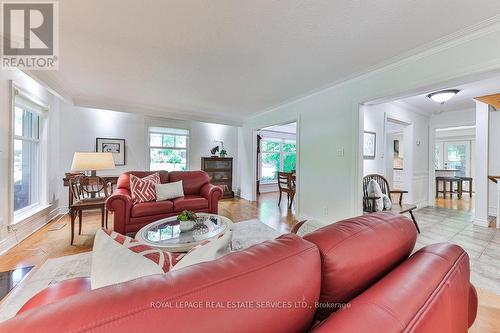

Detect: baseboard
[0, 234, 18, 256]
[473, 217, 490, 227]
[0, 205, 54, 255]
[488, 206, 497, 217]
[49, 207, 68, 221]
[415, 201, 429, 210]
[238, 191, 254, 201]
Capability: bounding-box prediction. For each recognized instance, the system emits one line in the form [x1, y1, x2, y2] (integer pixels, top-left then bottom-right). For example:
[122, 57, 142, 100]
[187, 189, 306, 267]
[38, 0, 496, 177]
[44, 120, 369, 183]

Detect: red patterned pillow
[130, 173, 160, 204]
[102, 229, 182, 271]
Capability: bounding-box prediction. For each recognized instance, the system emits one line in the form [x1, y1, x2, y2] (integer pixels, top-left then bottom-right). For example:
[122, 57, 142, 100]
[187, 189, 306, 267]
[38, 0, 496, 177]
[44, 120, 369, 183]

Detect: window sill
[13, 204, 51, 225]
[260, 181, 278, 185]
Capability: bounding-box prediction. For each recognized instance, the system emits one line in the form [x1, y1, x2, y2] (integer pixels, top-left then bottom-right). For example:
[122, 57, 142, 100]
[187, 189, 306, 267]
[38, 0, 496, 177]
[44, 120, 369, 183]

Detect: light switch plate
[336, 148, 344, 157]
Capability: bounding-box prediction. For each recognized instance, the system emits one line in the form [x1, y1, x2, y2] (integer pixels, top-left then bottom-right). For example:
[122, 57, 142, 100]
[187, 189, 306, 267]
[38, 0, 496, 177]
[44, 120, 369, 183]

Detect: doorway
[385, 117, 411, 194]
[433, 126, 475, 211]
[255, 121, 298, 214]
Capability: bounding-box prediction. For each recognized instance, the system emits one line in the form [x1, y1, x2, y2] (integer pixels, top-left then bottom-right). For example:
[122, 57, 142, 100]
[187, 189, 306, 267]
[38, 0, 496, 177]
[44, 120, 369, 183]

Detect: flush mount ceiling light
[427, 89, 460, 104]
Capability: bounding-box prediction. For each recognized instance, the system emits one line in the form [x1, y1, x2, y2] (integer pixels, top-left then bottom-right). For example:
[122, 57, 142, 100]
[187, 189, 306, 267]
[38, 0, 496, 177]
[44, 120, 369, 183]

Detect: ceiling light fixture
[427, 89, 460, 104]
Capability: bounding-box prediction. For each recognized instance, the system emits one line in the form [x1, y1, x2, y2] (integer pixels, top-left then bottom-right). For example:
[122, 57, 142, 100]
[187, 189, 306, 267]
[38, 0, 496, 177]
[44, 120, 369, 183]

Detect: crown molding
[73, 96, 243, 127]
[21, 71, 74, 104]
[246, 15, 500, 122]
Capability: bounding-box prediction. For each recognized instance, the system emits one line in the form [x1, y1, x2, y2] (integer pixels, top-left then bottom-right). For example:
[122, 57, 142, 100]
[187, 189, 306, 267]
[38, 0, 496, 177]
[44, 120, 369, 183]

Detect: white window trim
[147, 127, 190, 172]
[10, 83, 49, 225]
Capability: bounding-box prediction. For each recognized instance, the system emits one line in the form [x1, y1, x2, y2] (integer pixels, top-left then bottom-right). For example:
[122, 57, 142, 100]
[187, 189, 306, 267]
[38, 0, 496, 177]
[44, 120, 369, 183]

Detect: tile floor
[413, 207, 500, 295]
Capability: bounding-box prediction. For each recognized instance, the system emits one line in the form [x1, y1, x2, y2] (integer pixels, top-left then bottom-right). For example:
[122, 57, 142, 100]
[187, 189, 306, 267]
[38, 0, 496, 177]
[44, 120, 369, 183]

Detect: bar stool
[458, 177, 473, 198]
[436, 177, 462, 199]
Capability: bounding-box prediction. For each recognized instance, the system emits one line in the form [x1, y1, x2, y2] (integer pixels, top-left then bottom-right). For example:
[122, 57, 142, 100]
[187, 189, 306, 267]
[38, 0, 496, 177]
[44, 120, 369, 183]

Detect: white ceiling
[395, 75, 500, 115]
[33, 1, 500, 123]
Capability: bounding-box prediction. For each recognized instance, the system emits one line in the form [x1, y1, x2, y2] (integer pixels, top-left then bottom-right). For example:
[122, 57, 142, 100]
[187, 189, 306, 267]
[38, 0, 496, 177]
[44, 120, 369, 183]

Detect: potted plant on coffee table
[177, 210, 198, 232]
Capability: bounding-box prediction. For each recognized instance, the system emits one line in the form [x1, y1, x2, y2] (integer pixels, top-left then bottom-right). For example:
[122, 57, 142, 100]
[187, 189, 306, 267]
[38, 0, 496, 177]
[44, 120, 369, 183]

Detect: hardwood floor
[0, 192, 499, 331]
[435, 194, 475, 211]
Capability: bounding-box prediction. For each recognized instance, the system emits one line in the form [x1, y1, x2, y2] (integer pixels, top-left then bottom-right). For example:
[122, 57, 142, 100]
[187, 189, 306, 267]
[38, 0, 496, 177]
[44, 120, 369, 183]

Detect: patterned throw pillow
[91, 229, 182, 289]
[172, 225, 233, 271]
[130, 173, 160, 204]
[104, 229, 182, 271]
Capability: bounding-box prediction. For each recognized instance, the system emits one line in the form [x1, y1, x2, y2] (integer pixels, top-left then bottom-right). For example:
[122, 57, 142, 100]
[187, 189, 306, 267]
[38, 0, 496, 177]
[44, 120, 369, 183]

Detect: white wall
[363, 102, 430, 206]
[56, 103, 240, 209]
[239, 27, 500, 223]
[430, 108, 476, 129]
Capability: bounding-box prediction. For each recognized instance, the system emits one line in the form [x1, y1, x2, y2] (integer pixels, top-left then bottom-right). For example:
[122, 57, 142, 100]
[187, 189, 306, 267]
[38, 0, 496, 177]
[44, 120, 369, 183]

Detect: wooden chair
[278, 172, 296, 209]
[362, 174, 420, 234]
[69, 175, 111, 245]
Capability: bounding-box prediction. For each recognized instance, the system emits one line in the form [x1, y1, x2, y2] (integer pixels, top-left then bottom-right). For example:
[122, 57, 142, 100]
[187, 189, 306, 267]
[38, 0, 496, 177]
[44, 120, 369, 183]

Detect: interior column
[474, 101, 490, 227]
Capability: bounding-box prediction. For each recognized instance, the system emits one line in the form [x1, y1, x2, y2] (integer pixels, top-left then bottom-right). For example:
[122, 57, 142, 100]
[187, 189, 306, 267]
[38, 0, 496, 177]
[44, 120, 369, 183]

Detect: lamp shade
[71, 152, 116, 171]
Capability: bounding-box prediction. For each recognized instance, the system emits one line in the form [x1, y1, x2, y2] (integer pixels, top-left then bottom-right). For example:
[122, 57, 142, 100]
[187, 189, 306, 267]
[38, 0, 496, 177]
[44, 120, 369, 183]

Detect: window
[13, 103, 41, 214]
[260, 139, 296, 182]
[149, 127, 189, 171]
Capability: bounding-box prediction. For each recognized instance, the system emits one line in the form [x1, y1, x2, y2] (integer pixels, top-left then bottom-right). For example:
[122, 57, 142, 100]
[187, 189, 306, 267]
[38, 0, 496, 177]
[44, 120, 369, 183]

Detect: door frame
[428, 122, 475, 207]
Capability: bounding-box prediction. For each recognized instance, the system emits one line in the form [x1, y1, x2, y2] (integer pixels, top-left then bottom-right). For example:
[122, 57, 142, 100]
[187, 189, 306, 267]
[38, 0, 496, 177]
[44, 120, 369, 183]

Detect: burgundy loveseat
[0, 213, 477, 332]
[106, 170, 223, 234]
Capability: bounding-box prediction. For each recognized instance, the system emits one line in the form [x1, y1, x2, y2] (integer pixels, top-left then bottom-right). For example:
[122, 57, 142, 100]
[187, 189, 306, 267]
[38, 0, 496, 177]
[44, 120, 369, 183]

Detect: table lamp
[71, 152, 116, 176]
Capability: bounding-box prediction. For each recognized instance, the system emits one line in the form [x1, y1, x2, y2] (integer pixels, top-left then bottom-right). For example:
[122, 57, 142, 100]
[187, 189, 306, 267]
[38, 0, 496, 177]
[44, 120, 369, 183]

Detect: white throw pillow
[155, 180, 184, 201]
[367, 179, 384, 212]
[91, 229, 178, 289]
[382, 194, 392, 210]
[172, 224, 234, 271]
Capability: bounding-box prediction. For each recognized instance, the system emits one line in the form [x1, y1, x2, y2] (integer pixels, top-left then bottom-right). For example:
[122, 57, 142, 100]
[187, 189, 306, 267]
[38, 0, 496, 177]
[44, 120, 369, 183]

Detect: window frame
[260, 138, 296, 183]
[148, 127, 190, 172]
[10, 86, 47, 224]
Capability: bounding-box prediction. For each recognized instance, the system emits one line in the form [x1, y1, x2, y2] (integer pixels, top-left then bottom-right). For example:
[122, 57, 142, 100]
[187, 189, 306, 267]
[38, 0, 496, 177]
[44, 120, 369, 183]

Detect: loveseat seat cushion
[304, 212, 416, 319]
[131, 200, 174, 218]
[173, 195, 209, 211]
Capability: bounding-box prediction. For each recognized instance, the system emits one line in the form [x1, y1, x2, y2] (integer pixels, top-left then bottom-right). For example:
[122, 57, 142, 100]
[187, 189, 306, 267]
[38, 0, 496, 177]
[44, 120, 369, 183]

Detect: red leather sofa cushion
[2, 235, 321, 333]
[131, 200, 174, 218]
[304, 212, 417, 319]
[169, 171, 209, 195]
[173, 195, 209, 211]
[311, 243, 473, 333]
[117, 171, 169, 191]
[17, 277, 91, 315]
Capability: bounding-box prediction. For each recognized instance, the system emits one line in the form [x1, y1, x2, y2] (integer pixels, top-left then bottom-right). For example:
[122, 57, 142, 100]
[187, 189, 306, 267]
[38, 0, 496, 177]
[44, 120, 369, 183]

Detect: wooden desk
[63, 174, 119, 210]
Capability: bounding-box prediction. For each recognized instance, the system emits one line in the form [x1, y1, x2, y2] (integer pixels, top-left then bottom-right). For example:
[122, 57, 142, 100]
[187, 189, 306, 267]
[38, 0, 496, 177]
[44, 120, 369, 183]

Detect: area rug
[0, 219, 283, 322]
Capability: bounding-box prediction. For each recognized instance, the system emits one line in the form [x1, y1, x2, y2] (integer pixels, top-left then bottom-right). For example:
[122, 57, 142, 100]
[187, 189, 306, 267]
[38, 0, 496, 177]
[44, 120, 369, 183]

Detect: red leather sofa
[0, 213, 477, 332]
[106, 170, 223, 234]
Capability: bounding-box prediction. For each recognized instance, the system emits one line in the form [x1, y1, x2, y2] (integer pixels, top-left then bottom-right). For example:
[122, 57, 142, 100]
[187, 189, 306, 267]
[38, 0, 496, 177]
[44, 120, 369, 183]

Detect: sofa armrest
[105, 188, 132, 234]
[311, 243, 476, 333]
[17, 277, 91, 315]
[200, 183, 223, 214]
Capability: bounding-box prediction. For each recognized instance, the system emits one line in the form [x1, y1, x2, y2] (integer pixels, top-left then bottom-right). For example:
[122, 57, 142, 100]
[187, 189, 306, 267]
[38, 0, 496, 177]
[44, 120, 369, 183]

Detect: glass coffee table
[135, 213, 233, 252]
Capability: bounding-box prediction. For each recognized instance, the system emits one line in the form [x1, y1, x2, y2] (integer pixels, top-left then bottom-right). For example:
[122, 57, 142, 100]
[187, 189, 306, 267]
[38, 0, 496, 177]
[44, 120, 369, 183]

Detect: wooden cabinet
[201, 157, 234, 198]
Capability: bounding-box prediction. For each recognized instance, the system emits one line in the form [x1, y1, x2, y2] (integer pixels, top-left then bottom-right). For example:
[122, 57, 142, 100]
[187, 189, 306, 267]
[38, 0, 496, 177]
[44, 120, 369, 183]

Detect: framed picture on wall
[363, 131, 376, 160]
[96, 138, 126, 166]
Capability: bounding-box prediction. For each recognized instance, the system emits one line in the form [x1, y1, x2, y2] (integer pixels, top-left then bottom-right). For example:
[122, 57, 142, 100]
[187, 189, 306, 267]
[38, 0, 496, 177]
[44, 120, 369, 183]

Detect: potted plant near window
[177, 210, 198, 232]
